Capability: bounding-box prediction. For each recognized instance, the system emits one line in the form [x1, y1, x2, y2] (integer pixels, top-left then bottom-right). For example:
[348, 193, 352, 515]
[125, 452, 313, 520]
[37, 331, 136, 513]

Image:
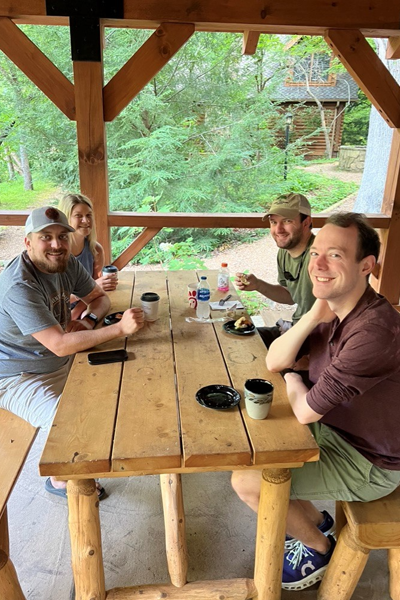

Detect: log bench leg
[0, 508, 26, 600]
[317, 524, 369, 600]
[160, 474, 188, 587]
[254, 468, 291, 600]
[67, 479, 105, 600]
[388, 548, 400, 600]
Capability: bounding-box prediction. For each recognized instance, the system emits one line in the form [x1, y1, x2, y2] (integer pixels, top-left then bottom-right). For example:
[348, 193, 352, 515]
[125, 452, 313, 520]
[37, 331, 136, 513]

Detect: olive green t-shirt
[277, 234, 315, 324]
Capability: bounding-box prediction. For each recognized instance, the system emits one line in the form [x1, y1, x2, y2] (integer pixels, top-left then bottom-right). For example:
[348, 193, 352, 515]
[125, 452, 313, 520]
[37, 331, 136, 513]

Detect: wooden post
[376, 129, 400, 303]
[254, 468, 291, 600]
[317, 525, 369, 600]
[160, 474, 188, 588]
[388, 548, 400, 600]
[0, 508, 25, 600]
[67, 479, 106, 600]
[73, 35, 110, 262]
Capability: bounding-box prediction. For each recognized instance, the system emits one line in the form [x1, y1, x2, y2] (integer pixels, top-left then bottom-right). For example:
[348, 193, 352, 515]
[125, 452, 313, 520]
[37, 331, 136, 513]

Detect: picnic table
[39, 269, 319, 600]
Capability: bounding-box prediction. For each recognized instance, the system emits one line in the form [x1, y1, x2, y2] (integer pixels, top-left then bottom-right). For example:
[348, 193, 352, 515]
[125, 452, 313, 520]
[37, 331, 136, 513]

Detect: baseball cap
[25, 206, 75, 236]
[266, 193, 311, 219]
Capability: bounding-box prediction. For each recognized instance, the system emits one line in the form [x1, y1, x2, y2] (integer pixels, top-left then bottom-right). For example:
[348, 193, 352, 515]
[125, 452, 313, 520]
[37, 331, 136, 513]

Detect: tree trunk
[4, 147, 16, 180]
[19, 143, 33, 191]
[354, 39, 400, 213]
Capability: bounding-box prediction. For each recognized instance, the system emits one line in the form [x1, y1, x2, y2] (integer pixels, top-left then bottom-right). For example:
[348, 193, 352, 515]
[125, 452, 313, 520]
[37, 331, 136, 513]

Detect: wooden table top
[39, 270, 318, 479]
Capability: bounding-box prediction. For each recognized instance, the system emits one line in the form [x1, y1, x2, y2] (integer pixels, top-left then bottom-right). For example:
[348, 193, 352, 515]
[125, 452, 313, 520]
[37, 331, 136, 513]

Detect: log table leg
[160, 474, 188, 587]
[67, 479, 106, 600]
[254, 468, 291, 600]
[0, 507, 26, 600]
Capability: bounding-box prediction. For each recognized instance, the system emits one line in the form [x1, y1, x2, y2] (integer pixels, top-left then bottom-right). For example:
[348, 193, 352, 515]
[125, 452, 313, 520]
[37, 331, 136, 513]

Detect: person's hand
[283, 371, 303, 385]
[308, 299, 336, 325]
[118, 308, 145, 336]
[97, 274, 118, 292]
[234, 272, 258, 291]
[66, 319, 92, 333]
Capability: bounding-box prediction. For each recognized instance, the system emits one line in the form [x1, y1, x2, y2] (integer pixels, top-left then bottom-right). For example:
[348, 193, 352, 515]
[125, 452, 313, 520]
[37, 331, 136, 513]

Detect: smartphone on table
[87, 349, 128, 365]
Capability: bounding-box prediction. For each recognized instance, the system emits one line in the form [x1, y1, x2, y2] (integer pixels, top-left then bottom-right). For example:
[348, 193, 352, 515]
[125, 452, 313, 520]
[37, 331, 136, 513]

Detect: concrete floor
[8, 429, 391, 600]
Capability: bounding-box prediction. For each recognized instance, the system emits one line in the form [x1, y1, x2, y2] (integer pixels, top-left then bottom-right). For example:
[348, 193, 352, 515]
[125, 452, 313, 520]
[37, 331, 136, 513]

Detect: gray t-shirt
[0, 251, 96, 377]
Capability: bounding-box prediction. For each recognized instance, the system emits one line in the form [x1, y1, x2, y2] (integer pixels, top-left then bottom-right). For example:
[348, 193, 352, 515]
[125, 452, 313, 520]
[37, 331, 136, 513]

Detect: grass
[0, 176, 60, 210]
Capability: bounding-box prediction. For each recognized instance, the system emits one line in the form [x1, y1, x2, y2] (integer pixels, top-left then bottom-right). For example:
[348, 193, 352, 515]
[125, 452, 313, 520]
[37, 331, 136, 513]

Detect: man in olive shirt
[235, 193, 315, 346]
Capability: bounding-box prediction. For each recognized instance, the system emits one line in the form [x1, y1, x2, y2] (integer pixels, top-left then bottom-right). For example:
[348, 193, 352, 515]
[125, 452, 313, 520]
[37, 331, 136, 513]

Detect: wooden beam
[112, 228, 161, 270]
[325, 29, 400, 129]
[242, 31, 260, 55]
[0, 211, 391, 230]
[73, 57, 111, 261]
[103, 23, 194, 121]
[3, 0, 400, 36]
[0, 17, 75, 119]
[386, 37, 400, 59]
[108, 212, 391, 230]
[375, 129, 400, 303]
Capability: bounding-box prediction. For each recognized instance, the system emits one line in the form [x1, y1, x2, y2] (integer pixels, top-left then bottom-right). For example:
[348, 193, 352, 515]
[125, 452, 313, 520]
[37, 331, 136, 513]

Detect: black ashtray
[195, 384, 241, 410]
[104, 311, 124, 326]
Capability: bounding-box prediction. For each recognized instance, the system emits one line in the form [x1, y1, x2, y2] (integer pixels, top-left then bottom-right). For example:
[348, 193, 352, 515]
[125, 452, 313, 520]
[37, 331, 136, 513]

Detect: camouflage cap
[266, 193, 311, 219]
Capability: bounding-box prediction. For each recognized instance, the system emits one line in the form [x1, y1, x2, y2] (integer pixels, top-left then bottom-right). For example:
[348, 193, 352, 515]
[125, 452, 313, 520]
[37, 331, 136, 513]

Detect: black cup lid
[102, 265, 118, 273]
[141, 292, 160, 302]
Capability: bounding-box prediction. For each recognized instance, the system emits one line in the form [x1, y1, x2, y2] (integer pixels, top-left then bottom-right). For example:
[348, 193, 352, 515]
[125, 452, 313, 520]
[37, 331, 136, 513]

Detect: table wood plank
[168, 271, 252, 468]
[204, 271, 319, 466]
[112, 271, 181, 472]
[39, 272, 135, 477]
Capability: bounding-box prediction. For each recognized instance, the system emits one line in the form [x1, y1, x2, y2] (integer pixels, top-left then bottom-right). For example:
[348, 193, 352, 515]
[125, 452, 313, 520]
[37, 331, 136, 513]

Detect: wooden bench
[318, 487, 400, 600]
[0, 409, 38, 600]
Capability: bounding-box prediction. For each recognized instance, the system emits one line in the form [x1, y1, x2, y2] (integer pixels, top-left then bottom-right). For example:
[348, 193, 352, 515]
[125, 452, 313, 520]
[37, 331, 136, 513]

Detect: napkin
[209, 300, 244, 311]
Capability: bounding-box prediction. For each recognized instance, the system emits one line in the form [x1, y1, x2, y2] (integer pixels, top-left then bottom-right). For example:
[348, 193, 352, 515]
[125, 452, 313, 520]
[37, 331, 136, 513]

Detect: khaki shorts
[0, 360, 72, 429]
[290, 422, 400, 502]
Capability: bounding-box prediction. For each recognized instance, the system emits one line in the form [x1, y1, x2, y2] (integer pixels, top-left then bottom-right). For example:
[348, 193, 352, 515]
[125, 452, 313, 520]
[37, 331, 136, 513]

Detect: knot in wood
[260, 8, 268, 19]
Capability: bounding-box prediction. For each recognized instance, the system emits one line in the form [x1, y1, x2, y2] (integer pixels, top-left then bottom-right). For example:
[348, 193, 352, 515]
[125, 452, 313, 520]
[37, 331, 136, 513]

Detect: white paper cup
[141, 292, 160, 322]
[188, 283, 198, 309]
[244, 379, 273, 420]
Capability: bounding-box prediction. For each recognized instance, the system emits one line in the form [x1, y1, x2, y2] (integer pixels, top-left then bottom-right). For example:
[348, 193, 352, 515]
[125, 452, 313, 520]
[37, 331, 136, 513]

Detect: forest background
[0, 27, 370, 267]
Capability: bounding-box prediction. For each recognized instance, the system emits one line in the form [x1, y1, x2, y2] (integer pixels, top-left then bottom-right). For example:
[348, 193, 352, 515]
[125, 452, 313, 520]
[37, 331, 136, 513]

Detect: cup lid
[141, 292, 160, 302]
[102, 265, 118, 273]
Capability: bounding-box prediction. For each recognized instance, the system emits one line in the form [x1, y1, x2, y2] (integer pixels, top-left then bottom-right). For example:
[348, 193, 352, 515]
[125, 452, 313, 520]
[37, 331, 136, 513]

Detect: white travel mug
[141, 292, 160, 322]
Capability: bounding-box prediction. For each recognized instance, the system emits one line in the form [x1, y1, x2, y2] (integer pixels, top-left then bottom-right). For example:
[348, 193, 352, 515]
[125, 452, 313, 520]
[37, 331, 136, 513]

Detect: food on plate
[234, 316, 252, 330]
[239, 274, 250, 286]
[115, 313, 123, 319]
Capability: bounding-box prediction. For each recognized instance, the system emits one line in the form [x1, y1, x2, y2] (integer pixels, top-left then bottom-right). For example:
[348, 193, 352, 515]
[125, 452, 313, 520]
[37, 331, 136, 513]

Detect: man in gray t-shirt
[0, 205, 144, 497]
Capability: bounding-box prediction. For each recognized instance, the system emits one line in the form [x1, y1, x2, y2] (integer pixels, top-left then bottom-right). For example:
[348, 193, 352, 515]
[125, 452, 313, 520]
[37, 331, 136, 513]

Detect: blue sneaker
[284, 510, 335, 552]
[282, 534, 336, 590]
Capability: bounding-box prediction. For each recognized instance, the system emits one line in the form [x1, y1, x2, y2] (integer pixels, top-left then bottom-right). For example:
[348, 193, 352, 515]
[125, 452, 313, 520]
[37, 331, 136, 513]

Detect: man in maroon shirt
[232, 212, 400, 590]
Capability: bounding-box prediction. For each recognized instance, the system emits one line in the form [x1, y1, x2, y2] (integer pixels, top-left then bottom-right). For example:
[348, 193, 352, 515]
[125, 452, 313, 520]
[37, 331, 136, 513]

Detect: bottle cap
[221, 263, 228, 267]
[200, 276, 207, 280]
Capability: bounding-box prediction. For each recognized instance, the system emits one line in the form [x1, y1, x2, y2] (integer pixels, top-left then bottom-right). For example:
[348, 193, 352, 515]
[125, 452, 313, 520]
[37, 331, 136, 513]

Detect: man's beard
[34, 254, 69, 273]
[274, 230, 303, 250]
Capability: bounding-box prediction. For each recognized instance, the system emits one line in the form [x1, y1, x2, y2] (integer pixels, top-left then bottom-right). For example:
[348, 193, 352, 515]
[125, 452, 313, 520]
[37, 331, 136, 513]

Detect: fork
[218, 294, 232, 306]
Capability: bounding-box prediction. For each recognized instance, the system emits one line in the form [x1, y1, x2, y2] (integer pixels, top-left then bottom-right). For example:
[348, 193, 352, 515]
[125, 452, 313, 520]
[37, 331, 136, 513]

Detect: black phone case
[87, 349, 128, 365]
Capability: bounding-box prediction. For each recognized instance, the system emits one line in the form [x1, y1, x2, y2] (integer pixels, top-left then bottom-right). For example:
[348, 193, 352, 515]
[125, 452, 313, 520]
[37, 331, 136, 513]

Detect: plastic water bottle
[196, 276, 211, 319]
[217, 262, 230, 292]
